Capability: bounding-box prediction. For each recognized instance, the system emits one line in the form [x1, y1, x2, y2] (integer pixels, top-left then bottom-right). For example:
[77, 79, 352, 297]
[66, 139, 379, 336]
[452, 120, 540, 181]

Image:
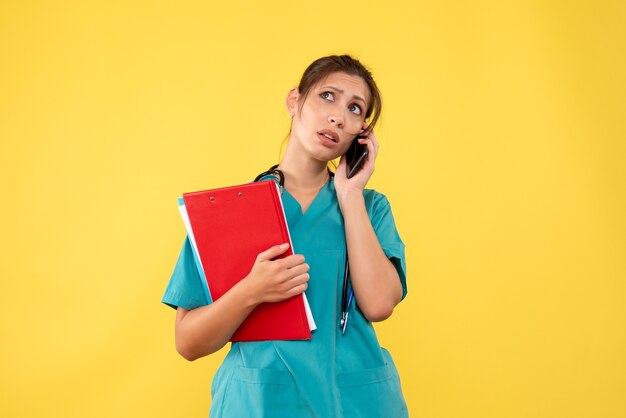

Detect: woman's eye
[349, 104, 362, 115]
[320, 91, 334, 101]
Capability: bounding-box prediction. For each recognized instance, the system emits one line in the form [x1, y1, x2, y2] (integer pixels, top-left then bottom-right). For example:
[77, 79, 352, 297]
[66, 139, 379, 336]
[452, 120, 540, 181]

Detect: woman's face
[289, 72, 370, 162]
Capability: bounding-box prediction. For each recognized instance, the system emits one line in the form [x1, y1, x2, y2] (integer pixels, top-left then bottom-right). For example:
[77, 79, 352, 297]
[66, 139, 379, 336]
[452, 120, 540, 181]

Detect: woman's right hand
[244, 243, 310, 304]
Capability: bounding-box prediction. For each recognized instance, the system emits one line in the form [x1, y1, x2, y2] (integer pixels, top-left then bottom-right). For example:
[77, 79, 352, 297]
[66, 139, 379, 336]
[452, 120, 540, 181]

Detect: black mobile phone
[345, 135, 369, 178]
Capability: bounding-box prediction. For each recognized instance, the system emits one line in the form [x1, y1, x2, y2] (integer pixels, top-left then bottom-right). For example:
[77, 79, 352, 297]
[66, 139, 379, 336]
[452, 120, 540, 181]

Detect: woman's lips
[317, 130, 339, 147]
[317, 132, 339, 147]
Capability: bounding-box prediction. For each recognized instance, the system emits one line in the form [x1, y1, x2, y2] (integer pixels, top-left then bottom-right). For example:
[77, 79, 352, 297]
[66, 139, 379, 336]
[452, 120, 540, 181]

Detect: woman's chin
[286, 138, 344, 165]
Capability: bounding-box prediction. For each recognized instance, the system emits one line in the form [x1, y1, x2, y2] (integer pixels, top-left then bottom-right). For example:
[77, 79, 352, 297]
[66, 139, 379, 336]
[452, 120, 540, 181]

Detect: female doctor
[162, 55, 409, 417]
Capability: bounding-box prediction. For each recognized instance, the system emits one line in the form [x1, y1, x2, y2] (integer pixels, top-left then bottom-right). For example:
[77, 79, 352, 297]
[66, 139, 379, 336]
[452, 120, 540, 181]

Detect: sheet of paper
[178, 203, 211, 301]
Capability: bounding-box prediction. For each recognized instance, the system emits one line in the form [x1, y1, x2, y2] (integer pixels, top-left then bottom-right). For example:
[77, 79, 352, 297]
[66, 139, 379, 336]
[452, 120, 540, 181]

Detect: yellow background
[1, 1, 624, 417]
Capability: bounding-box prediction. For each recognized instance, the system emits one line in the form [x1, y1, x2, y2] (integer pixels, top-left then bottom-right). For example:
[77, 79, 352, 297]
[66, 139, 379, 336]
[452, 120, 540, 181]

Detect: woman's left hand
[334, 123, 379, 200]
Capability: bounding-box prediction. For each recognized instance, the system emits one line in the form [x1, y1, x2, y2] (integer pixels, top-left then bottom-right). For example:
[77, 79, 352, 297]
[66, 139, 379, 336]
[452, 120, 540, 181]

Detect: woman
[163, 55, 408, 417]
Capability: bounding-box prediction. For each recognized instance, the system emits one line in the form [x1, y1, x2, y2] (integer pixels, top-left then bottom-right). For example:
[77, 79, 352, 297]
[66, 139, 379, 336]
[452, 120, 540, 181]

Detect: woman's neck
[278, 144, 330, 192]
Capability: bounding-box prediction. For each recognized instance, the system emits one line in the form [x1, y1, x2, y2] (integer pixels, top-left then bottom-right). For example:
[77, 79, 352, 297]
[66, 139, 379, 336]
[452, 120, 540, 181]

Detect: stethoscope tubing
[254, 165, 353, 334]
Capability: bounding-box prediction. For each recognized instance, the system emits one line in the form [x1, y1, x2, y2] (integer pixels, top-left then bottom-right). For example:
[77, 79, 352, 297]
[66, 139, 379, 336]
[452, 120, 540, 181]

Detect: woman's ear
[285, 88, 299, 117]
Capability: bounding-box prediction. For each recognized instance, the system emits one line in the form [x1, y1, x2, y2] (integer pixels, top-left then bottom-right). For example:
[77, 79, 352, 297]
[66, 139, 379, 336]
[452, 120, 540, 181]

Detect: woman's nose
[328, 112, 344, 127]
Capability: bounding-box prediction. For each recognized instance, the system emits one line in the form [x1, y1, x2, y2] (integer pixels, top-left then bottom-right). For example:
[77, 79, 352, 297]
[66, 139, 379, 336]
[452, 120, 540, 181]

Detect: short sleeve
[161, 236, 211, 310]
[366, 191, 408, 301]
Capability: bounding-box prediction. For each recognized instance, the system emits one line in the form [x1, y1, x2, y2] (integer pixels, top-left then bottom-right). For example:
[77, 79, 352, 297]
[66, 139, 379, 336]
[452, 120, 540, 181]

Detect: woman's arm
[174, 243, 310, 361]
[338, 193, 403, 322]
[334, 127, 403, 322]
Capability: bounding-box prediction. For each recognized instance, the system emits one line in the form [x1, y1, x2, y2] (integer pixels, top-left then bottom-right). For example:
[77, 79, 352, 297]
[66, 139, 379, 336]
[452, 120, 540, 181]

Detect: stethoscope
[254, 165, 354, 335]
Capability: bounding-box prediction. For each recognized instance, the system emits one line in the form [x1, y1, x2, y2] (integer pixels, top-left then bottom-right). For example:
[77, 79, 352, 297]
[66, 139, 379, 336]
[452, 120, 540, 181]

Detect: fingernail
[280, 243, 289, 249]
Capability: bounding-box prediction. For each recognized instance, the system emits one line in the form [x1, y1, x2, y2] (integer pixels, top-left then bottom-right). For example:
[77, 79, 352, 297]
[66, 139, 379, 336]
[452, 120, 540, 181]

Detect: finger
[357, 137, 375, 159]
[286, 281, 308, 297]
[369, 131, 379, 153]
[285, 271, 310, 286]
[295, 272, 311, 285]
[257, 243, 290, 262]
[287, 262, 310, 277]
[277, 271, 309, 293]
[279, 254, 307, 269]
[362, 133, 378, 156]
[366, 128, 377, 144]
[368, 137, 377, 156]
[275, 267, 307, 286]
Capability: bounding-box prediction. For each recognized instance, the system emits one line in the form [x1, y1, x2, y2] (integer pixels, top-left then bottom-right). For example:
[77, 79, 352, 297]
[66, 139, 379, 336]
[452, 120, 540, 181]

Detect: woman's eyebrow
[322, 85, 367, 106]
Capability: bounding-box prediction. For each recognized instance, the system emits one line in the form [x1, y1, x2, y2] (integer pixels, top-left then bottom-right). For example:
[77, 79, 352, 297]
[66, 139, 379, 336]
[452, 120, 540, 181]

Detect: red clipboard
[181, 180, 314, 342]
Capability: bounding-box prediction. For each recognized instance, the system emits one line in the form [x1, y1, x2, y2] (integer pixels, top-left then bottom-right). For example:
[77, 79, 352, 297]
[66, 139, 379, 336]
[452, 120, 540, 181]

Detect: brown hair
[295, 55, 382, 129]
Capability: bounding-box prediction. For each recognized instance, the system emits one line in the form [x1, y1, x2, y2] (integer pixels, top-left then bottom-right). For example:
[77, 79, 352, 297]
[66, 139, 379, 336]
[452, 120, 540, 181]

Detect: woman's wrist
[337, 189, 365, 213]
[232, 277, 263, 309]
